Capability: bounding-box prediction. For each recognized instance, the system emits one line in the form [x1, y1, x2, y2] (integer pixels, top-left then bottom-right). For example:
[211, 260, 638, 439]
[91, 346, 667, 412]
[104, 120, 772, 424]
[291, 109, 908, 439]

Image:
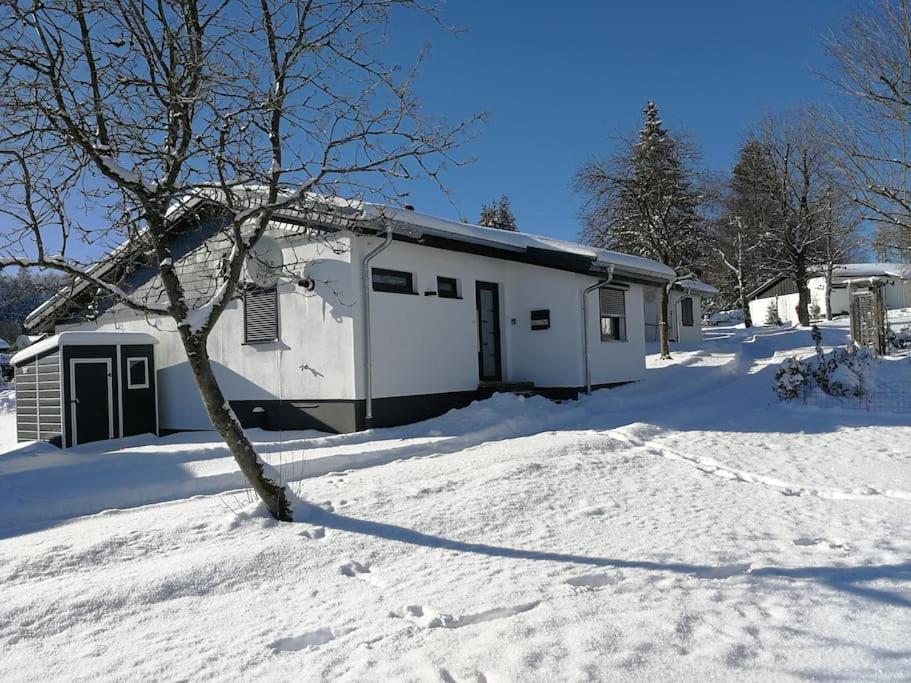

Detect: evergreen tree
[575, 101, 707, 358]
[712, 139, 779, 327]
[479, 195, 518, 231]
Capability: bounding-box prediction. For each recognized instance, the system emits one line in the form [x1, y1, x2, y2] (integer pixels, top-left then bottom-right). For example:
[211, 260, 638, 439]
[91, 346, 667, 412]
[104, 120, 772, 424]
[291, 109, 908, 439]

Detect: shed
[11, 331, 158, 448]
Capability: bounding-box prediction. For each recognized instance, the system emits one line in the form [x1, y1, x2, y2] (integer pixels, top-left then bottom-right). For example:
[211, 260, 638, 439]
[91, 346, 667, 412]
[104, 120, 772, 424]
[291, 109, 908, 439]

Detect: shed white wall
[642, 286, 704, 345]
[350, 236, 649, 397]
[750, 276, 905, 327]
[59, 232, 358, 430]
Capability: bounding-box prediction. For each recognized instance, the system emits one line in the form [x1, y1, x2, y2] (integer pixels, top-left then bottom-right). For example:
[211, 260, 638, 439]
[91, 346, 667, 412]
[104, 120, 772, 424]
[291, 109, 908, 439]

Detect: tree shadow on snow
[300, 503, 911, 609]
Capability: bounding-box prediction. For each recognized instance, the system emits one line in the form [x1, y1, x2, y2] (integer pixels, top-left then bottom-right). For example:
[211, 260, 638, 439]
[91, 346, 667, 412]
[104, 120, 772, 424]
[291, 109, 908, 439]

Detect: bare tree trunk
[181, 335, 292, 520]
[659, 285, 672, 359]
[824, 262, 834, 321]
[795, 251, 810, 326]
[740, 284, 753, 328]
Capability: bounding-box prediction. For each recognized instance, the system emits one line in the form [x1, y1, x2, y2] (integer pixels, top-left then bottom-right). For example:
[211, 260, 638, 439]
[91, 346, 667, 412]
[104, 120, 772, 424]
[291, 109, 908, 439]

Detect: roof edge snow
[11, 331, 159, 366]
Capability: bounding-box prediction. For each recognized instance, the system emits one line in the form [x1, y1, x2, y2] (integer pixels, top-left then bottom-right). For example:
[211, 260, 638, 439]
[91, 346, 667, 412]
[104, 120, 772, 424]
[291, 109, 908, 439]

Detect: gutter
[581, 264, 615, 396]
[361, 219, 394, 427]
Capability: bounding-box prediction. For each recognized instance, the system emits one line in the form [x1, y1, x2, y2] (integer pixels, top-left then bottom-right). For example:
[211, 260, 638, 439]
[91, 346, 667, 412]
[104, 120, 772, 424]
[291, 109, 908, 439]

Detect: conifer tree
[479, 195, 518, 231]
[576, 102, 706, 358]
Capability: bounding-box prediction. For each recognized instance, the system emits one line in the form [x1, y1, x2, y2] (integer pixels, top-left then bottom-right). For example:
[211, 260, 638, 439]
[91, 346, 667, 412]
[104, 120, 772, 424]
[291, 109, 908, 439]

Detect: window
[599, 288, 627, 341]
[681, 297, 694, 327]
[244, 286, 279, 343]
[437, 276, 460, 299]
[530, 309, 550, 330]
[126, 357, 149, 389]
[372, 268, 414, 294]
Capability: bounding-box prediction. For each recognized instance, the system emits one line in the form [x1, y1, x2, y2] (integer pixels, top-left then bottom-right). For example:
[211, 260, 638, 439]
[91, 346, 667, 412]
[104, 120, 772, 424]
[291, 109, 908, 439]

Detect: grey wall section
[228, 383, 629, 435]
[14, 350, 62, 446]
[120, 345, 157, 438]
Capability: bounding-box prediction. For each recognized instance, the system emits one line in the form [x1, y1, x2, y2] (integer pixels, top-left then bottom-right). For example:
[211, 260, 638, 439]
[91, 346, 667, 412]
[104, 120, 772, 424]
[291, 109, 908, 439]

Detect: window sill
[372, 289, 419, 295]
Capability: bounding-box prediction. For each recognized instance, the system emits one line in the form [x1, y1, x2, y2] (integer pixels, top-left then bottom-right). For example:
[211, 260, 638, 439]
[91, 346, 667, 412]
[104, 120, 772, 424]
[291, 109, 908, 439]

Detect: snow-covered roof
[11, 331, 158, 366]
[0, 339, 9, 351]
[355, 204, 676, 281]
[675, 278, 719, 296]
[832, 263, 911, 281]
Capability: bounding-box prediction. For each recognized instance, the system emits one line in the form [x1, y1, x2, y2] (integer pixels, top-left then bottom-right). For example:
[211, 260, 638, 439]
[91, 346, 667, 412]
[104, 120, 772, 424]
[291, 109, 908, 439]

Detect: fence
[801, 381, 911, 413]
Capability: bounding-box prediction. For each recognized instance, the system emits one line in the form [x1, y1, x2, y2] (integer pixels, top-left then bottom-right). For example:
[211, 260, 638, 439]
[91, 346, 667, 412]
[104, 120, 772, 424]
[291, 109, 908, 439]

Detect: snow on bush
[774, 327, 873, 401]
[887, 324, 911, 350]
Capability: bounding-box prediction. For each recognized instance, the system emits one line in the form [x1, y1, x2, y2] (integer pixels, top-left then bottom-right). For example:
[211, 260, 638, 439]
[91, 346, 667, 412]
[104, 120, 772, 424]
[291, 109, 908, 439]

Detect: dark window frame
[599, 287, 627, 342]
[243, 285, 279, 344]
[372, 267, 415, 295]
[436, 276, 460, 299]
[681, 297, 694, 327]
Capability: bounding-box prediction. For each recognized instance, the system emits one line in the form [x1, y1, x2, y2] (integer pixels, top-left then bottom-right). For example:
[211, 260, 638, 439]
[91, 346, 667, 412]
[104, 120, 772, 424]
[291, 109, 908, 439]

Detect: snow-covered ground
[0, 319, 909, 680]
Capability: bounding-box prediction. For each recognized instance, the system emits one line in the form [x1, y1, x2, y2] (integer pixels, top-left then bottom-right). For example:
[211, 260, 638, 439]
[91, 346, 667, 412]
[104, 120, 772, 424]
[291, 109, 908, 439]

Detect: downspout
[361, 220, 393, 427]
[581, 264, 615, 395]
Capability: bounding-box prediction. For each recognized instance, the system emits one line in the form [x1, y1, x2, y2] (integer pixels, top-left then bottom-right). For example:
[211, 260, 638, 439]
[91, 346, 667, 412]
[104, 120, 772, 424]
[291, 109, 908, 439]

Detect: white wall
[351, 236, 650, 397]
[642, 285, 704, 345]
[61, 229, 658, 428]
[60, 231, 358, 430]
[752, 276, 909, 327]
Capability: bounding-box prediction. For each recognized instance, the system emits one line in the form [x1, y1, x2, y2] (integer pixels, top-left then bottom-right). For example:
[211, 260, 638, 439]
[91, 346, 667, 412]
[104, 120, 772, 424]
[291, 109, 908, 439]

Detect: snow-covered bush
[808, 302, 821, 320]
[773, 344, 873, 401]
[887, 324, 911, 350]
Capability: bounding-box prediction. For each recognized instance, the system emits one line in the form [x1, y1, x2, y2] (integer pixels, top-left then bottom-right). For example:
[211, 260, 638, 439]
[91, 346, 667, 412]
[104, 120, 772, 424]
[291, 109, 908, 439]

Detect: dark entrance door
[475, 281, 502, 382]
[70, 360, 112, 445]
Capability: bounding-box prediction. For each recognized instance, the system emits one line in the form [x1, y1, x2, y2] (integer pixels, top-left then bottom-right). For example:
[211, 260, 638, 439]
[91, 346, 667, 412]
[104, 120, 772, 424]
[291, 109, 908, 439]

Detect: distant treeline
[0, 271, 68, 343]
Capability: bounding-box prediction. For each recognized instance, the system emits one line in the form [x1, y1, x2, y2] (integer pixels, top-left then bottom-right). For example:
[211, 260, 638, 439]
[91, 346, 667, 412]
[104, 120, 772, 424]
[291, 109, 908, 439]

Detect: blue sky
[55, 0, 856, 261]
[389, 0, 855, 241]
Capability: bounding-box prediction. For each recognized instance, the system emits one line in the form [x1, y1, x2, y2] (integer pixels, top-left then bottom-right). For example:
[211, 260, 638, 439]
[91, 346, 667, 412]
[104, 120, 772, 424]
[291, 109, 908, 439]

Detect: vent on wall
[244, 286, 279, 343]
[530, 309, 550, 330]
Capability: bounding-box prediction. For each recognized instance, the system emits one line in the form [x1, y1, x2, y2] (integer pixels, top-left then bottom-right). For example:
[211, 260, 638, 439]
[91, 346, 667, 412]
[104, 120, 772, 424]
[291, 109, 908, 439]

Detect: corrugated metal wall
[15, 351, 62, 443]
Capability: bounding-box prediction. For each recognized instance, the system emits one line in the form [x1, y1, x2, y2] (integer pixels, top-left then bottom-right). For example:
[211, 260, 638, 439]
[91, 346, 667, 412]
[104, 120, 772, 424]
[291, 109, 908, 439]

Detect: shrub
[773, 344, 872, 401]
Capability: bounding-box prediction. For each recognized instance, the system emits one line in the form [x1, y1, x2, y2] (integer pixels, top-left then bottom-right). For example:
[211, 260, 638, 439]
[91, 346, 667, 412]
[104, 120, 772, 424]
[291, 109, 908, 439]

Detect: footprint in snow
[793, 537, 850, 550]
[339, 560, 370, 577]
[270, 626, 353, 653]
[299, 526, 326, 540]
[428, 601, 540, 629]
[565, 572, 621, 590]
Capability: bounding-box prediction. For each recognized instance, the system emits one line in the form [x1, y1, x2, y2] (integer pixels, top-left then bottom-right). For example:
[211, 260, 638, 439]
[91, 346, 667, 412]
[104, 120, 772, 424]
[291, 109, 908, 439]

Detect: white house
[19, 194, 675, 444]
[747, 263, 911, 326]
[642, 278, 718, 346]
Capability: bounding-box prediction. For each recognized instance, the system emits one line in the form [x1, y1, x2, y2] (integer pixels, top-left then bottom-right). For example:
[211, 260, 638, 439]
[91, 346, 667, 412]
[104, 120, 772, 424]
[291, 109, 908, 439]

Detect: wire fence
[801, 381, 911, 413]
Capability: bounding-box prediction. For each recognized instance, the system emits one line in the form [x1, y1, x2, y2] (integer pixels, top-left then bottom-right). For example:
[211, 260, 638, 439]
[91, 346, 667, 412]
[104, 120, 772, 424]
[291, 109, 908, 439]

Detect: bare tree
[754, 110, 843, 326]
[576, 102, 707, 358]
[0, 0, 480, 520]
[826, 0, 911, 257]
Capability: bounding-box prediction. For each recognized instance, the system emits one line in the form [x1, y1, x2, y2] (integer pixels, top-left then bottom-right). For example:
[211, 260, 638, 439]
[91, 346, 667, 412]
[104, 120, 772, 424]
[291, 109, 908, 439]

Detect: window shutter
[599, 288, 625, 317]
[244, 286, 278, 343]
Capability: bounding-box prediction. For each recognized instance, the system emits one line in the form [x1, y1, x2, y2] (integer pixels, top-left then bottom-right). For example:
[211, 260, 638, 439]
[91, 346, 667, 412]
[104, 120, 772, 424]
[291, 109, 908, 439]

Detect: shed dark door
[70, 360, 112, 446]
[475, 281, 502, 382]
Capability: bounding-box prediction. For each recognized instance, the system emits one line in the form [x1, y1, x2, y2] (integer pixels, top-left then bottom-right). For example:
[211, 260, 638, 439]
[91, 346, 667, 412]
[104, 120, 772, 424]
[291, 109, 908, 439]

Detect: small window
[599, 288, 627, 342]
[437, 276, 460, 299]
[530, 309, 550, 330]
[372, 268, 414, 294]
[681, 297, 694, 327]
[126, 357, 149, 389]
[244, 286, 279, 343]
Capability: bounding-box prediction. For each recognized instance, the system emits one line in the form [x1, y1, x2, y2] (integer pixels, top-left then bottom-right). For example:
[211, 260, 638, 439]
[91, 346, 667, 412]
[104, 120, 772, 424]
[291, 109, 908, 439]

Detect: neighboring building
[747, 263, 911, 326]
[18, 193, 674, 444]
[642, 279, 718, 346]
